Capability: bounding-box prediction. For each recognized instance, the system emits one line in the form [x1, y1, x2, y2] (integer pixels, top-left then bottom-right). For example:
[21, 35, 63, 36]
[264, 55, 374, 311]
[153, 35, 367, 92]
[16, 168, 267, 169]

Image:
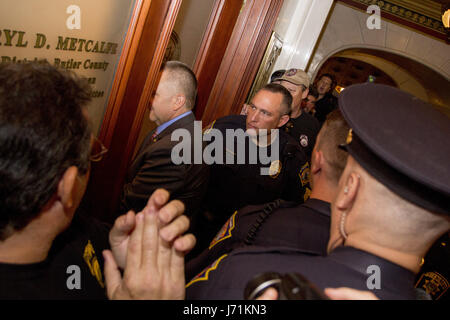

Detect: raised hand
[103, 189, 195, 300]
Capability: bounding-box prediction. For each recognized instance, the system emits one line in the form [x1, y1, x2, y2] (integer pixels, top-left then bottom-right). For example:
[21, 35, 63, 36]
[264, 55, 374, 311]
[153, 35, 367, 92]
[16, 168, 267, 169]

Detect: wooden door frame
[200, 0, 284, 125]
[193, 0, 244, 120]
[84, 0, 182, 222]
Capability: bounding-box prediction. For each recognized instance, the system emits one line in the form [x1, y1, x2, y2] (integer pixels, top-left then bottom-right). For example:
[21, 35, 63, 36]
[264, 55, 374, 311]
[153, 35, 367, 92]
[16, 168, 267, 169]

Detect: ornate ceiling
[337, 0, 449, 43]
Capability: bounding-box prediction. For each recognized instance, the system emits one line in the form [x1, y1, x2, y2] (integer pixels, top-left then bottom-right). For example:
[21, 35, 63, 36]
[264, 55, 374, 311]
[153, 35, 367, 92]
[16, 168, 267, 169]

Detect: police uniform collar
[338, 83, 450, 215]
[328, 246, 416, 294]
[302, 198, 331, 217]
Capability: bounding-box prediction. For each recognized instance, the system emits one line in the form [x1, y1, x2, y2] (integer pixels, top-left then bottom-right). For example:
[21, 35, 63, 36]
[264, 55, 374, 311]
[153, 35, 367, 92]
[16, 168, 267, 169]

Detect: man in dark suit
[121, 61, 209, 218]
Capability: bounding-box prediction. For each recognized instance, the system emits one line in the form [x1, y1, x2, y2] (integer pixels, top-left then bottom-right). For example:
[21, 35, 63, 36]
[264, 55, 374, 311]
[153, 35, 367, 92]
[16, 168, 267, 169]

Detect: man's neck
[157, 109, 190, 133]
[0, 213, 61, 264]
[309, 176, 336, 204]
[318, 93, 325, 101]
[250, 130, 278, 147]
[0, 230, 54, 264]
[344, 236, 425, 274]
[290, 104, 302, 119]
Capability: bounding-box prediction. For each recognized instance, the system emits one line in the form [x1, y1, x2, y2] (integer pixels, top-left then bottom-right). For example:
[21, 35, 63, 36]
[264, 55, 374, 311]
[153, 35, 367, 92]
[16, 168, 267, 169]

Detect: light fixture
[443, 9, 450, 28]
[335, 86, 345, 94]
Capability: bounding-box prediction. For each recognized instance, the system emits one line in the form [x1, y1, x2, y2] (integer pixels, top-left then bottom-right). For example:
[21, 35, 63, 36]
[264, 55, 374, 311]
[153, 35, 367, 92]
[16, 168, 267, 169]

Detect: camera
[244, 272, 329, 300]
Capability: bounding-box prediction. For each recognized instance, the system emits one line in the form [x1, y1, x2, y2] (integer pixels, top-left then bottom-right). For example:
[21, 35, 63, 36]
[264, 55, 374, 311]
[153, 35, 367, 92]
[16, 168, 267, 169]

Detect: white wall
[272, 0, 334, 72]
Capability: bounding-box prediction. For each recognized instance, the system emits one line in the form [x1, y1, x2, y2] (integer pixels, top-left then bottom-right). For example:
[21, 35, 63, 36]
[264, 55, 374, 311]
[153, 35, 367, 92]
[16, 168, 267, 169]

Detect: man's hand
[324, 287, 379, 300]
[109, 189, 192, 269]
[109, 210, 136, 269]
[103, 189, 196, 300]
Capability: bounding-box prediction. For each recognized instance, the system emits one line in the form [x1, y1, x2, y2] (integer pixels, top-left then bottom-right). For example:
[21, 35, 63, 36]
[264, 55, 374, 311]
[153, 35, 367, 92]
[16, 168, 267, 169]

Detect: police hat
[338, 83, 450, 215]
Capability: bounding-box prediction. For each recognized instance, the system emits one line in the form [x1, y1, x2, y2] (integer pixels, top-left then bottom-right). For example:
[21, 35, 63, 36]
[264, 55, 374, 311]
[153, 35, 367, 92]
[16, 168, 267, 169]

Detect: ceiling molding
[337, 0, 449, 43]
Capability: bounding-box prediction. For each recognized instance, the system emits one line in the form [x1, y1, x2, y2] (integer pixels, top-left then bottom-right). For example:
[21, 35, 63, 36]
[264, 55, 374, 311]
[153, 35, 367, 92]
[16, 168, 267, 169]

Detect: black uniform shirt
[0, 214, 110, 300]
[203, 115, 310, 226]
[186, 199, 330, 281]
[314, 93, 338, 126]
[185, 246, 417, 300]
[282, 112, 320, 159]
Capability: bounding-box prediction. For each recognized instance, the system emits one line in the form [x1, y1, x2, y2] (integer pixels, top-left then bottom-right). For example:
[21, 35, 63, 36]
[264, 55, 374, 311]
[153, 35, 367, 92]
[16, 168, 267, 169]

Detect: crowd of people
[0, 60, 448, 301]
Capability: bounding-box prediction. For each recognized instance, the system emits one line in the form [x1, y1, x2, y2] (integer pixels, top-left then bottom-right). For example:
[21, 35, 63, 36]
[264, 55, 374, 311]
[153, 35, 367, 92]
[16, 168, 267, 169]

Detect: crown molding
[337, 0, 448, 43]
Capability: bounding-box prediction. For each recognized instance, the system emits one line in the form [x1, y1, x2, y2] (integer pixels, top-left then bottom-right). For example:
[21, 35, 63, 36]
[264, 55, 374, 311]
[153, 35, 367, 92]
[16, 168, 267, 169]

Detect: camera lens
[244, 272, 282, 300]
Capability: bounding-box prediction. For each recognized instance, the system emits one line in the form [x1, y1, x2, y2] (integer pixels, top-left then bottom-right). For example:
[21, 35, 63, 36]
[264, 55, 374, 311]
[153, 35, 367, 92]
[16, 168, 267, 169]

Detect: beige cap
[274, 68, 310, 87]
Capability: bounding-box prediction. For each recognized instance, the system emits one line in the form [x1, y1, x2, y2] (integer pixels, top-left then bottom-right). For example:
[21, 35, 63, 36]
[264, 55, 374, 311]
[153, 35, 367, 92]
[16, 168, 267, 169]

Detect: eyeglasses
[90, 137, 108, 162]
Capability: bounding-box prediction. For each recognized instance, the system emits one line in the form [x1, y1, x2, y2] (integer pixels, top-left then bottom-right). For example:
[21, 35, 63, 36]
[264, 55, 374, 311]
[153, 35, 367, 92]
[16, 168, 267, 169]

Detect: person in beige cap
[272, 69, 320, 159]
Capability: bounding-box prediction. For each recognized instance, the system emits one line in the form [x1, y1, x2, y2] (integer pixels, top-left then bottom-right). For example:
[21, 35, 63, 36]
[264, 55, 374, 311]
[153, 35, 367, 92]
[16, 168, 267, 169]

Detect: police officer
[185, 83, 450, 300]
[272, 68, 321, 159]
[186, 110, 349, 281]
[190, 83, 310, 258]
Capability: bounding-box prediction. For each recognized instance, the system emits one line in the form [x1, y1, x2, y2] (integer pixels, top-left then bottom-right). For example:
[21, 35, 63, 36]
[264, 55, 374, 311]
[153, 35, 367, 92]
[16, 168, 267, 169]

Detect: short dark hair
[317, 109, 349, 183]
[259, 83, 292, 116]
[0, 62, 92, 240]
[318, 73, 337, 92]
[162, 61, 198, 110]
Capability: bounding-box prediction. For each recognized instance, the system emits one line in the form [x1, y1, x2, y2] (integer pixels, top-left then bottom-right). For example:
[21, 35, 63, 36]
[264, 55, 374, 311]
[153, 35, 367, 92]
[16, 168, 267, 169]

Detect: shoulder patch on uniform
[185, 254, 228, 288]
[299, 162, 310, 187]
[209, 211, 238, 250]
[416, 271, 449, 300]
[303, 187, 311, 202]
[83, 240, 104, 288]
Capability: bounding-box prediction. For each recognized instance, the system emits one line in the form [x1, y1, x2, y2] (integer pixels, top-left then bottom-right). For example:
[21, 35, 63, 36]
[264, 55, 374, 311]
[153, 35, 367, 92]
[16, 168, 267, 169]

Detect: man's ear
[57, 166, 78, 209]
[335, 172, 360, 212]
[277, 114, 290, 128]
[302, 87, 309, 100]
[311, 149, 323, 175]
[173, 94, 187, 111]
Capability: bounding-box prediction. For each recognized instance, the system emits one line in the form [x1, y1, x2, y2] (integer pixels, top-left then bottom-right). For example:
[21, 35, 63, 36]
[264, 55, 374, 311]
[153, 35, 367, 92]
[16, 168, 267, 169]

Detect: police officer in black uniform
[185, 83, 450, 300]
[186, 110, 349, 281]
[190, 84, 310, 258]
[272, 69, 321, 159]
